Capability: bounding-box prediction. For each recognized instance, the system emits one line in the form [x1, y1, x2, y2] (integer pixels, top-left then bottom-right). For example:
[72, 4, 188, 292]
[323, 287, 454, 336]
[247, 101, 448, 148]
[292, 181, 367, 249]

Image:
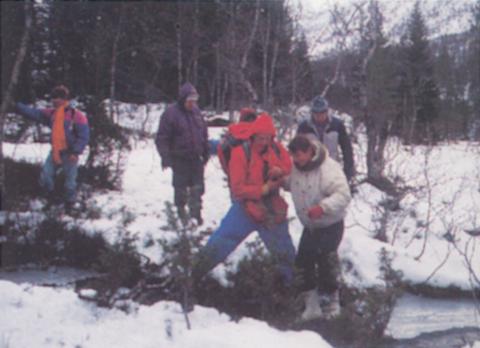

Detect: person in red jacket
[193, 113, 295, 283]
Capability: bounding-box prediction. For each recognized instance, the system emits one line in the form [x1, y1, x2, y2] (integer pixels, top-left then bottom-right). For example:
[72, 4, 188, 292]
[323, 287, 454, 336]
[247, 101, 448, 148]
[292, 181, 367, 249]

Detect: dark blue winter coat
[16, 102, 90, 155]
[155, 83, 209, 167]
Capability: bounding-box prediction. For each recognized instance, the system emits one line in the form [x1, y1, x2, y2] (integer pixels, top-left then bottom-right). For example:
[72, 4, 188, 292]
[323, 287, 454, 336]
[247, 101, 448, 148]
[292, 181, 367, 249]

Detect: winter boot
[321, 290, 341, 319]
[299, 289, 324, 322]
[192, 211, 203, 226]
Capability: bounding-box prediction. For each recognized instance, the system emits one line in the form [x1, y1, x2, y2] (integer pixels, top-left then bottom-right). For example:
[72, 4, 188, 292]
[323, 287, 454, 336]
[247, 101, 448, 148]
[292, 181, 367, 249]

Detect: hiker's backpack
[217, 132, 281, 175]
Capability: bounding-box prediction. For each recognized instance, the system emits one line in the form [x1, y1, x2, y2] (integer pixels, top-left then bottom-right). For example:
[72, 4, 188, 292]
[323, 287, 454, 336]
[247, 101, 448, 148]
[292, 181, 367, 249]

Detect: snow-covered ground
[0, 280, 331, 348]
[2, 102, 480, 346]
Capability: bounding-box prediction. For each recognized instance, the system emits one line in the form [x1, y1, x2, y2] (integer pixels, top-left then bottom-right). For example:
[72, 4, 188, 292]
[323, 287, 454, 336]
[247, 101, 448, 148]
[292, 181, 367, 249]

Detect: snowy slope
[4, 102, 479, 291]
[2, 101, 480, 346]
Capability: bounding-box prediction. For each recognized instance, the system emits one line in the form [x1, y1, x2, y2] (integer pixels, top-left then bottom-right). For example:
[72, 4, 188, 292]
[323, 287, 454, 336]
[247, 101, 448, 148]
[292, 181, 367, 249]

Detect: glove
[307, 205, 324, 220]
[268, 166, 283, 180]
[262, 177, 283, 196]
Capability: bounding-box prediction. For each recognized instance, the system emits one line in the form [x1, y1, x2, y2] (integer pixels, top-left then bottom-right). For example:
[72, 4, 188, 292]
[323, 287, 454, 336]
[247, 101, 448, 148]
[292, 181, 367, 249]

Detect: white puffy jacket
[288, 137, 351, 229]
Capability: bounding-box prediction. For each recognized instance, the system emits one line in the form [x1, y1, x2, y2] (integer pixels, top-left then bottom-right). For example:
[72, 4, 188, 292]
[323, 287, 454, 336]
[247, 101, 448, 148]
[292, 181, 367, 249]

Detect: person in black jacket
[297, 96, 354, 182]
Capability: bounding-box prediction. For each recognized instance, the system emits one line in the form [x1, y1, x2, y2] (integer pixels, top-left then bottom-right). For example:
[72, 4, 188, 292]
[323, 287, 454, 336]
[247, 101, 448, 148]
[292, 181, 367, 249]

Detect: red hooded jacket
[228, 114, 292, 225]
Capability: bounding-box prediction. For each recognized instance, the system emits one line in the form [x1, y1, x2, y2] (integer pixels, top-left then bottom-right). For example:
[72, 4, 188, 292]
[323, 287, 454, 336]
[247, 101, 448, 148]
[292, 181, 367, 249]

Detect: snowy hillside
[2, 101, 479, 346]
[4, 102, 479, 290]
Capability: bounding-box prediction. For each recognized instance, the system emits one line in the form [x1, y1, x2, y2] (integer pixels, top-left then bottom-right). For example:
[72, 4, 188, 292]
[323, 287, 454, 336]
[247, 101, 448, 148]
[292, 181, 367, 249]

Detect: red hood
[251, 113, 276, 136]
[228, 122, 253, 140]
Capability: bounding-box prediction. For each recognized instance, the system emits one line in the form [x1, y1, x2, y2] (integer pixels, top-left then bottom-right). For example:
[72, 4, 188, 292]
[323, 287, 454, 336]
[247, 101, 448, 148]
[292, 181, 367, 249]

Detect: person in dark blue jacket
[297, 96, 355, 182]
[155, 82, 209, 225]
[15, 85, 90, 211]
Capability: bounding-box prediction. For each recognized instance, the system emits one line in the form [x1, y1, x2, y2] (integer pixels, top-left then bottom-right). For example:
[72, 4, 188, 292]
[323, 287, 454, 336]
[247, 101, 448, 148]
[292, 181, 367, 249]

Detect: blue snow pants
[194, 201, 296, 282]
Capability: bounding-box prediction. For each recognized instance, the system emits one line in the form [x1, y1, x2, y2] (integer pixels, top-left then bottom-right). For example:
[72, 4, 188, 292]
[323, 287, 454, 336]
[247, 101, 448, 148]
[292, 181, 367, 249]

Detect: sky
[293, 0, 476, 56]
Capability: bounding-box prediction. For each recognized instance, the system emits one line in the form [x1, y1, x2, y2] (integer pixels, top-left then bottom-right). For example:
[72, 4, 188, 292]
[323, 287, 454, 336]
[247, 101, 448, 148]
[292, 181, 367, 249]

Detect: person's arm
[15, 103, 50, 126]
[317, 161, 352, 217]
[202, 114, 210, 165]
[229, 146, 278, 201]
[338, 121, 354, 180]
[229, 147, 263, 200]
[70, 110, 90, 155]
[155, 109, 173, 168]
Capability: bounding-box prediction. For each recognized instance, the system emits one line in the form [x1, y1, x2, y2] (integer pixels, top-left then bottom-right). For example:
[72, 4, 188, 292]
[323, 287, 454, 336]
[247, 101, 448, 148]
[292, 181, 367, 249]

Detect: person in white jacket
[286, 134, 351, 321]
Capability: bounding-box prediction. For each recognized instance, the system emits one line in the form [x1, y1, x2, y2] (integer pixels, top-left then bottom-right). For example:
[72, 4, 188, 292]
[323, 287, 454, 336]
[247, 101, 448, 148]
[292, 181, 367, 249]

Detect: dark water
[386, 293, 479, 339]
[383, 293, 480, 348]
[381, 327, 480, 348]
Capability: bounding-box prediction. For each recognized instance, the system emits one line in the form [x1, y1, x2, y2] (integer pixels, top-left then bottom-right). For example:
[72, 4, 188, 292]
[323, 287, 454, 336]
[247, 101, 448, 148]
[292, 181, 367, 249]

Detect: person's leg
[257, 221, 296, 284]
[39, 152, 56, 197]
[315, 221, 344, 318]
[62, 154, 79, 204]
[188, 158, 205, 224]
[295, 227, 317, 292]
[193, 202, 256, 280]
[315, 221, 344, 295]
[172, 158, 189, 221]
[316, 251, 341, 294]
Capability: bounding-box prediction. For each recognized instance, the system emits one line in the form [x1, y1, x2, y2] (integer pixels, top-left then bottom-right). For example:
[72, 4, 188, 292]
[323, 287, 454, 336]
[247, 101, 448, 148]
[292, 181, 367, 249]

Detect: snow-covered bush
[223, 239, 299, 328]
[329, 248, 403, 346]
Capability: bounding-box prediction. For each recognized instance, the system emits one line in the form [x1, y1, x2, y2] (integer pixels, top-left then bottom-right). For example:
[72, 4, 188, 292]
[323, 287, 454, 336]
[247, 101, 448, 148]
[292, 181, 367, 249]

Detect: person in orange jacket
[194, 113, 295, 283]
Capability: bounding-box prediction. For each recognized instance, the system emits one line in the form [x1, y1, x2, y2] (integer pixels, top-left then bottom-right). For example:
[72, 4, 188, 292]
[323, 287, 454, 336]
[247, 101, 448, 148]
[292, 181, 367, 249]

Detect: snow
[0, 280, 331, 348]
[3, 100, 480, 346]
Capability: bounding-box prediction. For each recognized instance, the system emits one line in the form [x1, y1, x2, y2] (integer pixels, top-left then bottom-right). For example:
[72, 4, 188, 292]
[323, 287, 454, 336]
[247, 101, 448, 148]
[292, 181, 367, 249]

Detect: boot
[299, 289, 324, 322]
[321, 290, 341, 319]
[192, 211, 203, 226]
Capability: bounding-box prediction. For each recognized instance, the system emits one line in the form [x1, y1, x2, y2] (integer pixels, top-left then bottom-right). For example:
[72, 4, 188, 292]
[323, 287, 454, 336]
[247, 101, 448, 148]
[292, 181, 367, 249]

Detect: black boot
[193, 211, 203, 226]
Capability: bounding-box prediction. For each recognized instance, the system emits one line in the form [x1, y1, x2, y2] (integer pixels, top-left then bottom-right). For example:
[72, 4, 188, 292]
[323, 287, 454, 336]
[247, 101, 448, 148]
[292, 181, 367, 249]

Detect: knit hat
[251, 113, 276, 136]
[51, 85, 70, 100]
[311, 96, 328, 113]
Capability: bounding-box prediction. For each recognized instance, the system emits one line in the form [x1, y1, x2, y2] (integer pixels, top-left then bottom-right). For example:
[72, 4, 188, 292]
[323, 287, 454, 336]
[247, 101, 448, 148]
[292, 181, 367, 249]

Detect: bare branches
[320, 3, 365, 98]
